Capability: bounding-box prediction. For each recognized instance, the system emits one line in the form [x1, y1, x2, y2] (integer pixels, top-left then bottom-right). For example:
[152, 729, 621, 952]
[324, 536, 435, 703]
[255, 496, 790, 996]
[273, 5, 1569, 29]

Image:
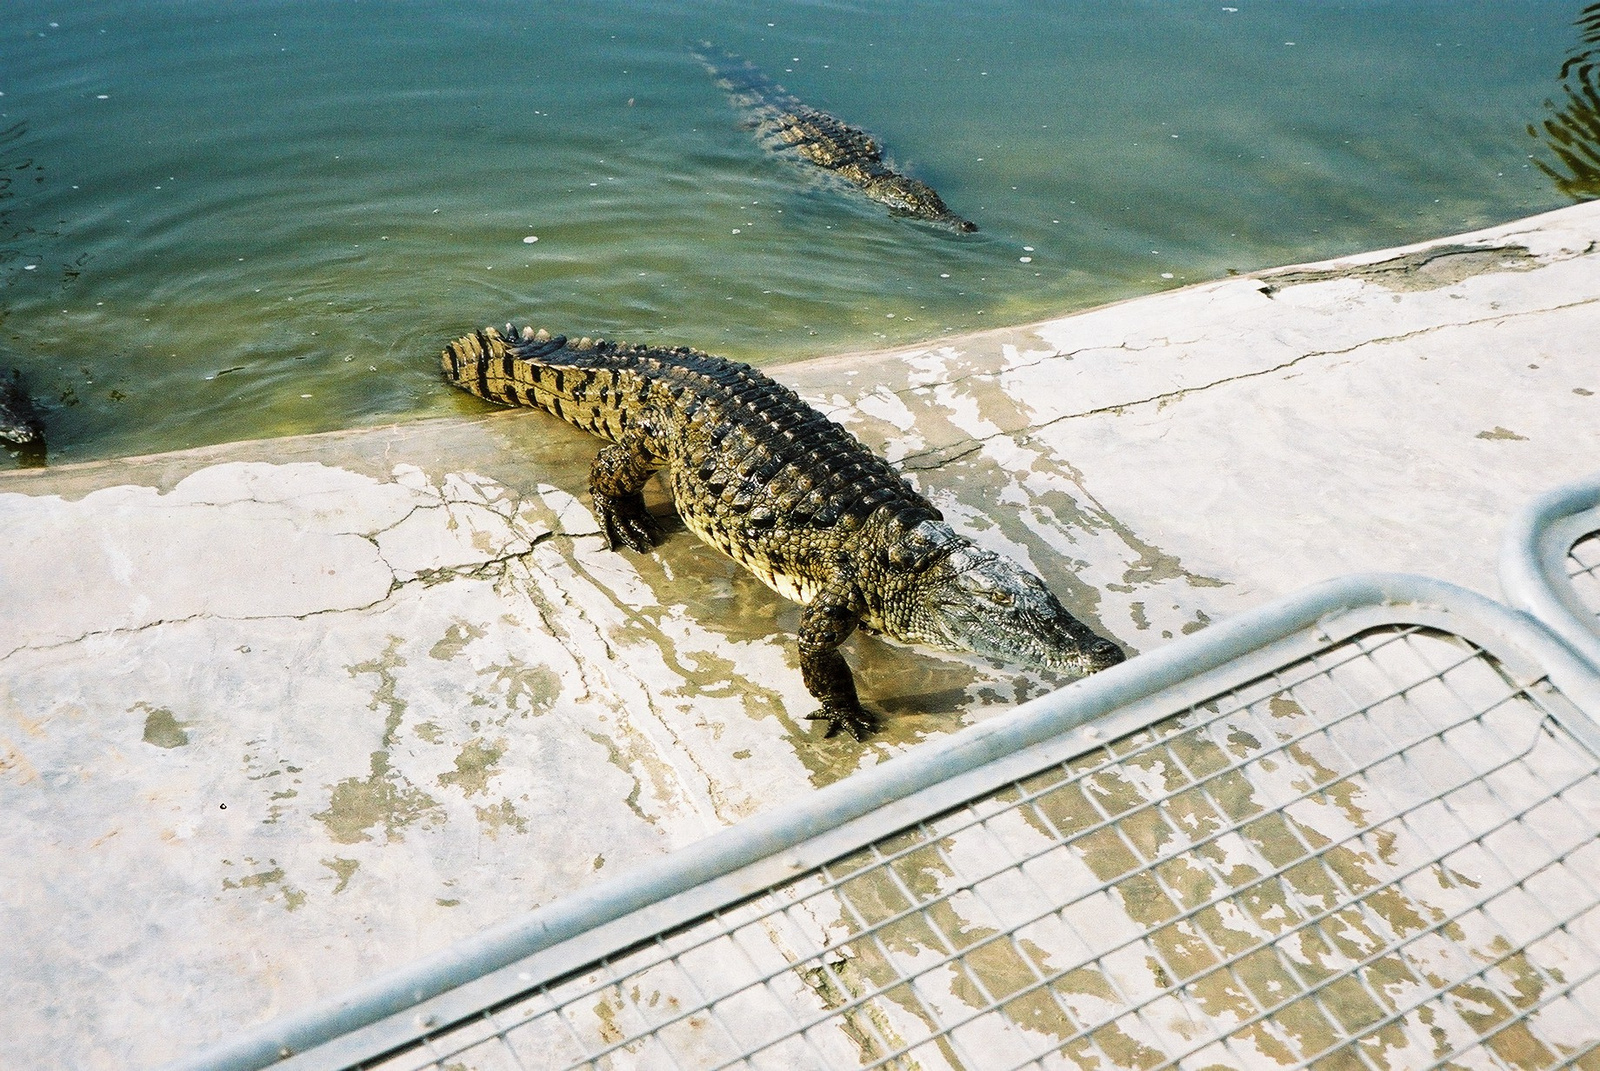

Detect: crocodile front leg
[589, 429, 661, 552]
[798, 584, 876, 741]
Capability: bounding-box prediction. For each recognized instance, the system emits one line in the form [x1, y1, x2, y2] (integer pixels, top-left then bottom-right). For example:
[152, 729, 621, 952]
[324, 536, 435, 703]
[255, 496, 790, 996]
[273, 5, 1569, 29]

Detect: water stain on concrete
[429, 619, 486, 661]
[314, 637, 441, 844]
[438, 737, 505, 797]
[477, 657, 561, 719]
[800, 957, 912, 1067]
[1044, 461, 1226, 596]
[1260, 243, 1539, 294]
[316, 762, 440, 845]
[593, 993, 625, 1045]
[321, 857, 359, 894]
[264, 787, 298, 826]
[137, 704, 189, 749]
[221, 861, 306, 912]
[581, 727, 654, 824]
[1477, 426, 1530, 441]
[350, 636, 408, 747]
[473, 797, 527, 838]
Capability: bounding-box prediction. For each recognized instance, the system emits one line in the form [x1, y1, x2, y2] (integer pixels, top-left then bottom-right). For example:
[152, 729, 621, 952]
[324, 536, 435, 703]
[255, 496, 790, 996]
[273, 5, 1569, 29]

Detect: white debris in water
[1161, 272, 1175, 279]
[23, 264, 36, 270]
[731, 228, 741, 234]
[522, 236, 538, 243]
[1019, 257, 1032, 263]
[96, 94, 109, 100]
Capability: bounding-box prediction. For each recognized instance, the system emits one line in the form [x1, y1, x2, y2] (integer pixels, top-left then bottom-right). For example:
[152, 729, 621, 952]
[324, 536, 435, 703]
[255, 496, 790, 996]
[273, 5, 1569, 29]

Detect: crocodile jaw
[895, 541, 1123, 676]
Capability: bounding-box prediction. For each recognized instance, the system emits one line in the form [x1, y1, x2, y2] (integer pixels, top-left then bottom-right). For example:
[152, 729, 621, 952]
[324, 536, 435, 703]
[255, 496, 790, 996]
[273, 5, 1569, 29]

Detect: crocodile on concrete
[441, 325, 1122, 740]
[696, 45, 978, 232]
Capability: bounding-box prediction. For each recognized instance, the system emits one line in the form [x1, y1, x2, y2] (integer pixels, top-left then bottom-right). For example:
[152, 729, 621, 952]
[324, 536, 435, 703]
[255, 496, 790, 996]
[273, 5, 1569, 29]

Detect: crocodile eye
[986, 589, 1015, 607]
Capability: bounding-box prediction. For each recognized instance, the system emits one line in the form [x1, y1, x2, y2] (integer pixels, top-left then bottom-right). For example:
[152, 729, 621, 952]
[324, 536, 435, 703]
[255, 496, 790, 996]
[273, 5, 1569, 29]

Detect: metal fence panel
[163, 574, 1600, 1071]
[1501, 471, 1600, 672]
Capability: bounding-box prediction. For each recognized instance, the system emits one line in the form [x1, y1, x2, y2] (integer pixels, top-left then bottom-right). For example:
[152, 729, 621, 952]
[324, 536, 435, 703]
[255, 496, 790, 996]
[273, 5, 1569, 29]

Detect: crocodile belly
[676, 508, 824, 606]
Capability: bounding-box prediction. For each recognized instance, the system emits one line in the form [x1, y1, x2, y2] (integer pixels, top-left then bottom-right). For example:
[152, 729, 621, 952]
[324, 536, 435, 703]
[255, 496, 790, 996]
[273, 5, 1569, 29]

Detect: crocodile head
[884, 522, 1124, 676]
[862, 174, 978, 232]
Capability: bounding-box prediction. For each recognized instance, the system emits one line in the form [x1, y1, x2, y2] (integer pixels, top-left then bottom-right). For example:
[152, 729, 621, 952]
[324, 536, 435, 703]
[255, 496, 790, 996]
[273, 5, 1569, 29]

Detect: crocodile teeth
[535, 328, 551, 341]
[521, 325, 536, 341]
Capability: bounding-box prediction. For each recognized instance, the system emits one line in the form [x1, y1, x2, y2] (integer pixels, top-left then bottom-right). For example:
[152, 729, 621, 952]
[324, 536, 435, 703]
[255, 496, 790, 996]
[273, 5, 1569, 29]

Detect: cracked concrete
[2, 201, 1599, 1069]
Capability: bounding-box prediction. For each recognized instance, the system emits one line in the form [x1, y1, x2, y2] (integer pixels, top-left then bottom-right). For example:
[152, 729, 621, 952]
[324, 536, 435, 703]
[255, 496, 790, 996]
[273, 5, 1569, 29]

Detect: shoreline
[3, 199, 1598, 1069]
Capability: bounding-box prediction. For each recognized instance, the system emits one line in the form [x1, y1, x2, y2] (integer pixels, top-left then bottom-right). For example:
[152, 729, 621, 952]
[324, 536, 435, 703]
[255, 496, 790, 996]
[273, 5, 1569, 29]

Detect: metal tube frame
[158, 570, 1600, 1071]
[1500, 469, 1600, 670]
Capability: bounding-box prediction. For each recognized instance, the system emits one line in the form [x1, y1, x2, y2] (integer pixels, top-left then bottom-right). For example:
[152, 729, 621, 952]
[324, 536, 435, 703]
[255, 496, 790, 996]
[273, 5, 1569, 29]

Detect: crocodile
[696, 46, 978, 232]
[441, 325, 1123, 739]
[0, 370, 44, 451]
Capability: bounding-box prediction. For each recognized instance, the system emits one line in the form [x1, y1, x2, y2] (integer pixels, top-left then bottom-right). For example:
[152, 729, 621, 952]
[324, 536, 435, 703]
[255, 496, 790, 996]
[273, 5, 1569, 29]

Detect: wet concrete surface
[2, 201, 1598, 1069]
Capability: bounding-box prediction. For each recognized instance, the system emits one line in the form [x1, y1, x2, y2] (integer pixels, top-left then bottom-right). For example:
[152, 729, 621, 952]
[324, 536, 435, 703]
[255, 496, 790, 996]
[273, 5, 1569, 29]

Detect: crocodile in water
[696, 46, 978, 232]
[0, 369, 44, 454]
[441, 326, 1123, 739]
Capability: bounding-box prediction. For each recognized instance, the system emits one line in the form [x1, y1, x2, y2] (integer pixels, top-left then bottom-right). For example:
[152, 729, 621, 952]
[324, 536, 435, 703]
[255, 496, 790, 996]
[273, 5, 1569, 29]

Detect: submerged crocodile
[441, 325, 1123, 739]
[696, 46, 978, 232]
[0, 370, 44, 452]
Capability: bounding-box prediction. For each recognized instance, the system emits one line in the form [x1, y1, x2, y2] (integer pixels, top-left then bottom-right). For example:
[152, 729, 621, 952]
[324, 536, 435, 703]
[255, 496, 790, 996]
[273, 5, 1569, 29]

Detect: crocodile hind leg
[589, 431, 661, 552]
[798, 586, 876, 741]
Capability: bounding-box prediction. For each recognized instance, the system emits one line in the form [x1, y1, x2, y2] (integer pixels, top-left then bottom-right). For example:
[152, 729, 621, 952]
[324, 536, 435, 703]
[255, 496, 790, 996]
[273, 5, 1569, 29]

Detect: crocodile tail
[442, 325, 646, 442]
[693, 43, 800, 114]
[440, 325, 564, 408]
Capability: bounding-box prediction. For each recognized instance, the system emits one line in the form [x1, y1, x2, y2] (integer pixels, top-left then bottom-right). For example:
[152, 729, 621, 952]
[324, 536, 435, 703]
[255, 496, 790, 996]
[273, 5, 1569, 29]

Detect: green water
[0, 0, 1588, 464]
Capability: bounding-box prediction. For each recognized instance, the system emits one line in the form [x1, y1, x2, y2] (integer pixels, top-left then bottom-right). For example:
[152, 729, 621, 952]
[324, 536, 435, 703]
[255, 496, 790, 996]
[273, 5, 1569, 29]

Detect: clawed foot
[594, 494, 660, 553]
[806, 702, 878, 741]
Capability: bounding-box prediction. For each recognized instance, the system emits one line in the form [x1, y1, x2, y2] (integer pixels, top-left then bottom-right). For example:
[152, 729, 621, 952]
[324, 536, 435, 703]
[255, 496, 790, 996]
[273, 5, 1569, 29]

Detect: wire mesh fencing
[1567, 533, 1600, 635]
[385, 626, 1600, 1071]
[177, 575, 1600, 1071]
[1501, 471, 1600, 672]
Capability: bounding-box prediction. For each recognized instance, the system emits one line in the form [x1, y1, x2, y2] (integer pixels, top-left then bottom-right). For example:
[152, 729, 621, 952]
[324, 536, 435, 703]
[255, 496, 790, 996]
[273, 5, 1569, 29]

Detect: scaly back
[440, 325, 940, 538]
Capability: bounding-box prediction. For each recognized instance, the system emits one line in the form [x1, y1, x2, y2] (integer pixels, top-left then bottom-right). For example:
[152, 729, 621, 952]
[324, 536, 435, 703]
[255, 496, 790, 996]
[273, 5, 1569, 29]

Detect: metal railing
[164, 567, 1600, 1071]
[1501, 471, 1600, 672]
